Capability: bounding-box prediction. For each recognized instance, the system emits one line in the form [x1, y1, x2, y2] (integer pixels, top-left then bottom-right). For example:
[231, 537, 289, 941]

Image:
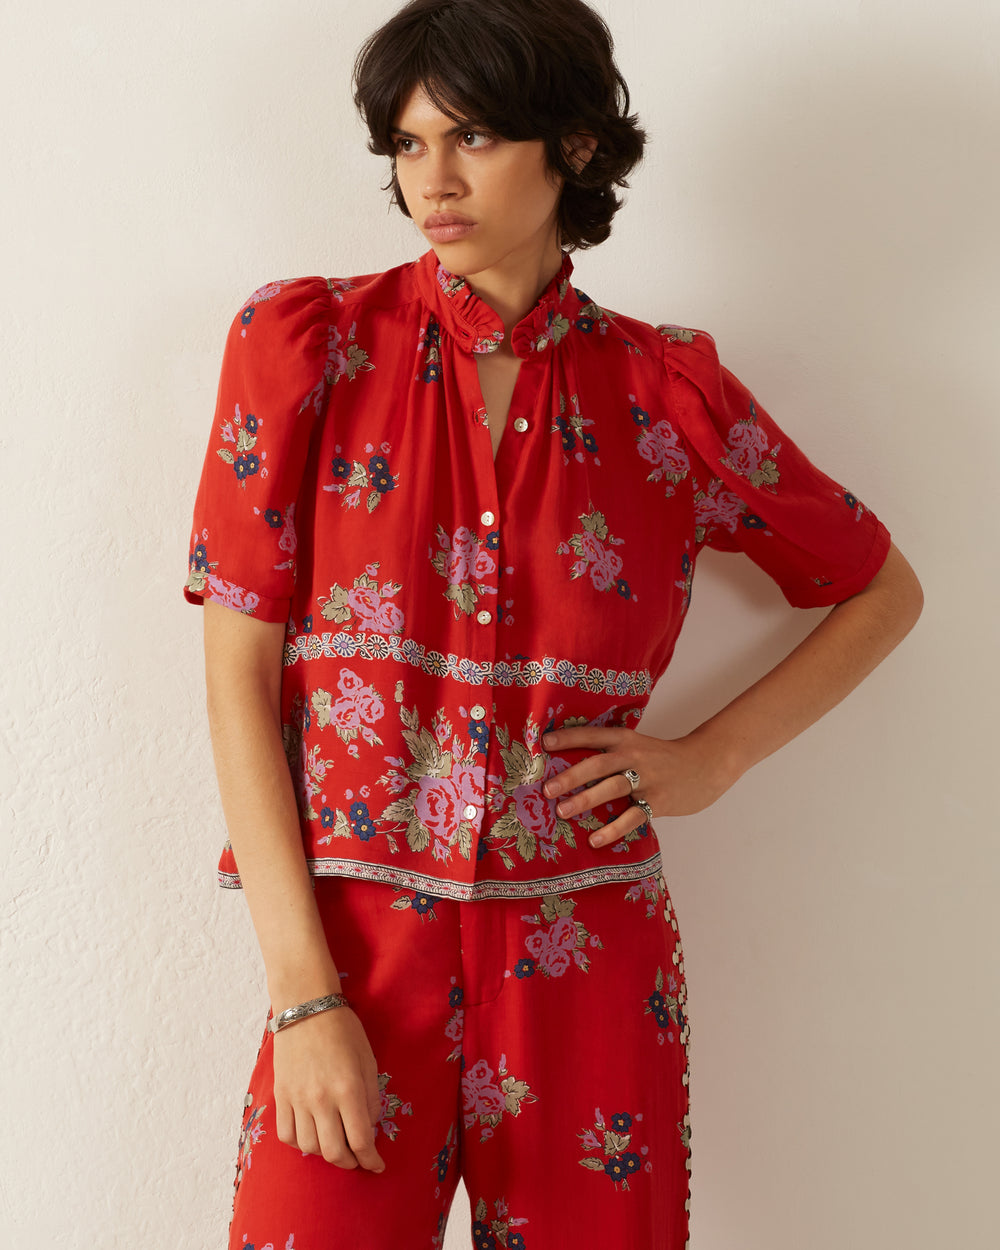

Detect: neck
[462, 236, 564, 344]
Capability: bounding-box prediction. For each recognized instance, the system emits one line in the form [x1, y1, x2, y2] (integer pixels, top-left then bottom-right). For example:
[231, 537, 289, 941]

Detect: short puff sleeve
[659, 325, 891, 608]
[184, 278, 333, 622]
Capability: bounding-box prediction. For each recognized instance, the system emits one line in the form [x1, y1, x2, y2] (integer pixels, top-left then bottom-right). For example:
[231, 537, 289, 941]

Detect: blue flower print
[320, 807, 335, 828]
[555, 414, 576, 452]
[616, 578, 632, 598]
[472, 1222, 497, 1250]
[605, 1153, 642, 1182]
[191, 543, 209, 573]
[235, 453, 260, 480]
[449, 985, 464, 1007]
[244, 413, 258, 434]
[844, 491, 858, 509]
[485, 530, 500, 551]
[330, 456, 351, 479]
[514, 957, 536, 979]
[610, 1111, 632, 1132]
[582, 431, 598, 453]
[241, 306, 255, 326]
[422, 361, 442, 383]
[351, 800, 377, 841]
[469, 720, 489, 754]
[411, 892, 439, 915]
[508, 1234, 526, 1250]
[741, 513, 767, 529]
[264, 508, 282, 528]
[630, 404, 650, 428]
[576, 315, 595, 333]
[302, 614, 313, 634]
[368, 455, 397, 494]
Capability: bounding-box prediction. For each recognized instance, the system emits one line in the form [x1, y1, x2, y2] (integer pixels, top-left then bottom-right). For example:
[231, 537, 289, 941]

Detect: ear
[562, 132, 598, 174]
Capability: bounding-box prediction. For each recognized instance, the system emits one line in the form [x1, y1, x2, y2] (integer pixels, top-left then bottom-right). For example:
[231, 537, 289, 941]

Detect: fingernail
[542, 733, 555, 748]
[557, 800, 571, 818]
[589, 834, 604, 847]
[543, 781, 554, 797]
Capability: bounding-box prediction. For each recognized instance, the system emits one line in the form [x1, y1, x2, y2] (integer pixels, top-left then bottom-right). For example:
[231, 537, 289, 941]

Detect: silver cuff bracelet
[268, 992, 351, 1034]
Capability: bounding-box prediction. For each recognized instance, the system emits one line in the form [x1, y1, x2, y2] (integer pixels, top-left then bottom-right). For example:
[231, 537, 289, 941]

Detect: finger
[588, 804, 651, 849]
[313, 1106, 360, 1169]
[543, 750, 634, 798]
[543, 727, 627, 753]
[553, 772, 633, 820]
[340, 1087, 387, 1172]
[291, 1108, 321, 1158]
[275, 1097, 296, 1149]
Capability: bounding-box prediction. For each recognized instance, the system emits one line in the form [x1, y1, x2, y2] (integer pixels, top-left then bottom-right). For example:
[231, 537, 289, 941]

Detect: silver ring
[622, 768, 641, 793]
[634, 797, 654, 824]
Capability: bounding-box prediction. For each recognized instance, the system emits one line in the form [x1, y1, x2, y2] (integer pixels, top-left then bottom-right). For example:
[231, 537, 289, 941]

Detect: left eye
[461, 131, 490, 149]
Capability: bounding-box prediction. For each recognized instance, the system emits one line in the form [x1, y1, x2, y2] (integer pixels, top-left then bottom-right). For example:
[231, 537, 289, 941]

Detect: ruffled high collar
[414, 248, 581, 360]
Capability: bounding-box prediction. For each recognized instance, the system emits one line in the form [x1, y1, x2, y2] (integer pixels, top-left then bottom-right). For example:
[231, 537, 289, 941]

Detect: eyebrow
[389, 122, 484, 140]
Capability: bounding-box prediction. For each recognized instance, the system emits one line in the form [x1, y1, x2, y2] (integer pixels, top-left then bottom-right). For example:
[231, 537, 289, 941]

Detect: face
[390, 85, 565, 281]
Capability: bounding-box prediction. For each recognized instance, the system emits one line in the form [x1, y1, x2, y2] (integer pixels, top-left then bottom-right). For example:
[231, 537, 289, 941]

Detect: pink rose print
[430, 525, 498, 617]
[557, 507, 633, 600]
[512, 783, 558, 842]
[318, 563, 405, 636]
[310, 668, 385, 746]
[378, 707, 484, 864]
[589, 546, 623, 593]
[462, 1059, 505, 1119]
[516, 893, 604, 979]
[694, 480, 747, 537]
[461, 1053, 539, 1142]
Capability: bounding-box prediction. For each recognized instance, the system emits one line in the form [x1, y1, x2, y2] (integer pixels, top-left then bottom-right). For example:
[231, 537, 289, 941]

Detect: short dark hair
[352, 0, 647, 251]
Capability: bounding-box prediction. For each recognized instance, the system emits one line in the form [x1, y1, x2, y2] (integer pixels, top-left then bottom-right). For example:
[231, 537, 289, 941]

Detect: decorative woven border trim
[219, 848, 664, 902]
[283, 631, 653, 698]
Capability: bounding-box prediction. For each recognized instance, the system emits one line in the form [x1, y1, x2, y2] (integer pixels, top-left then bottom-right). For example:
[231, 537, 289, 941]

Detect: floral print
[577, 1108, 650, 1189]
[419, 316, 443, 382]
[322, 441, 399, 512]
[318, 563, 405, 636]
[630, 394, 690, 495]
[375, 1071, 414, 1141]
[552, 391, 600, 464]
[216, 403, 264, 488]
[472, 1196, 530, 1250]
[462, 1052, 539, 1143]
[720, 399, 781, 488]
[379, 704, 485, 864]
[430, 524, 498, 617]
[557, 507, 633, 599]
[310, 668, 385, 748]
[188, 248, 888, 908]
[514, 893, 604, 978]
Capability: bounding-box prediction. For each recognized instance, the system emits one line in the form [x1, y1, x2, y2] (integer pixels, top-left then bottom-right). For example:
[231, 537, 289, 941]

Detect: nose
[421, 147, 464, 201]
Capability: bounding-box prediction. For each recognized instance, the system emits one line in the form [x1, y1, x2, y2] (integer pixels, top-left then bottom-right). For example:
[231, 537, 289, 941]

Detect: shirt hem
[218, 847, 665, 901]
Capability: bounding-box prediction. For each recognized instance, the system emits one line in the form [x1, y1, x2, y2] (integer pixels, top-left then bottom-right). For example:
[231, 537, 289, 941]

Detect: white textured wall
[2, 0, 996, 1246]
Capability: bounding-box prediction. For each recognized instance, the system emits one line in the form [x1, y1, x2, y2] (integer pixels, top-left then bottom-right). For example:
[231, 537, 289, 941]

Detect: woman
[184, 1, 923, 1246]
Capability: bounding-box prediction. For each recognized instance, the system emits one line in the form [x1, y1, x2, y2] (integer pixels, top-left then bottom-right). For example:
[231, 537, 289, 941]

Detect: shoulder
[578, 298, 720, 378]
[229, 260, 420, 342]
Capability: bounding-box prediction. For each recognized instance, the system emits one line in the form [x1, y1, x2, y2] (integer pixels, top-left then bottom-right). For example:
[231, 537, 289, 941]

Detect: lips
[424, 212, 475, 229]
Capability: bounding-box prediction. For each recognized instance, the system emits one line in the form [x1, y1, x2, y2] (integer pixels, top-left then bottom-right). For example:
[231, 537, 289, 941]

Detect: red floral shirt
[185, 248, 890, 901]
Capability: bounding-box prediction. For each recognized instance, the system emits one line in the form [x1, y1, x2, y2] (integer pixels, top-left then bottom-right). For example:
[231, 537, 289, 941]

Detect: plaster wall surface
[2, 1, 996, 1247]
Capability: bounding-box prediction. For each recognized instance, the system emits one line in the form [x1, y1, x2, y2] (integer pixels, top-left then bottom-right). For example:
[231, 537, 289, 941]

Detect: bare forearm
[204, 603, 342, 1010]
[690, 541, 924, 789]
[542, 542, 923, 837]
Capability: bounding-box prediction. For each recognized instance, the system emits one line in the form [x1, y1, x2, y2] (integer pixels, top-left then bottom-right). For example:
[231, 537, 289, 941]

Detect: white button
[463, 804, 478, 820]
[480, 510, 496, 527]
[470, 704, 487, 720]
[513, 417, 528, 433]
[476, 610, 492, 625]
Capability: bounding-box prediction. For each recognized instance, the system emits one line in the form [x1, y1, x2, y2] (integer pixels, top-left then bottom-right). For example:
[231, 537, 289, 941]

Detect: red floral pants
[228, 870, 691, 1249]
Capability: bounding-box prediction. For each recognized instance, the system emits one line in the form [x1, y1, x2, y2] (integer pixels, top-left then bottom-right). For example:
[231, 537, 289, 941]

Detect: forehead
[391, 83, 475, 136]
